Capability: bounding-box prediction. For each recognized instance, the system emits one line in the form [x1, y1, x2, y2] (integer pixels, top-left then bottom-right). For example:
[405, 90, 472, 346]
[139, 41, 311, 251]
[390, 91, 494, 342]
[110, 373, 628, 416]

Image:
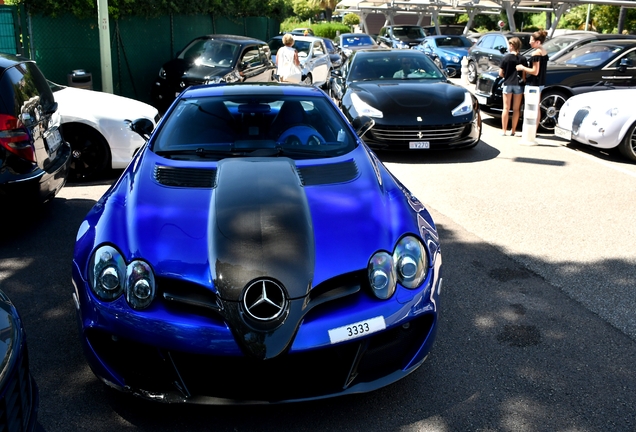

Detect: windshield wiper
[155, 147, 237, 158]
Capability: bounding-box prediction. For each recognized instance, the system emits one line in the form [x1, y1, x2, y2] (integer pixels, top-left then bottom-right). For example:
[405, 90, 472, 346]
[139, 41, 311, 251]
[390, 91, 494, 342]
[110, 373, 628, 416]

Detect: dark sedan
[329, 49, 481, 151]
[475, 39, 636, 131]
[521, 31, 636, 62]
[322, 37, 343, 69]
[151, 34, 275, 112]
[466, 31, 532, 83]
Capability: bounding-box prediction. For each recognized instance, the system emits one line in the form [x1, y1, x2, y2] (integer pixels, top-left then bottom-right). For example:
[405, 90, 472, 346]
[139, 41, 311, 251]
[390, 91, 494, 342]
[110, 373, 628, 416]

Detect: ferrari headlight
[89, 245, 156, 309]
[393, 236, 427, 288]
[351, 93, 384, 118]
[90, 246, 125, 301]
[452, 92, 473, 117]
[368, 252, 396, 299]
[126, 261, 156, 310]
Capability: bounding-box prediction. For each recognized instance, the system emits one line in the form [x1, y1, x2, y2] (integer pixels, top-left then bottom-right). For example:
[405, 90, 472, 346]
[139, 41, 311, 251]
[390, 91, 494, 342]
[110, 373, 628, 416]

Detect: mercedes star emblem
[242, 279, 287, 321]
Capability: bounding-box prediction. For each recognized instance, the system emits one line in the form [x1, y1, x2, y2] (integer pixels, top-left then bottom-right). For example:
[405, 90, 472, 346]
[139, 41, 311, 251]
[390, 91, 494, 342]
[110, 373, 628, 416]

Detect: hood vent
[297, 160, 359, 186]
[154, 165, 217, 188]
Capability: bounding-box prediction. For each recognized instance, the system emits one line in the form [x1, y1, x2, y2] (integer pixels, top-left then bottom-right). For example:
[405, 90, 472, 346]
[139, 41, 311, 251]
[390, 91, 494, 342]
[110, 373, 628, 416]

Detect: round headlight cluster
[89, 245, 156, 310]
[367, 236, 428, 299]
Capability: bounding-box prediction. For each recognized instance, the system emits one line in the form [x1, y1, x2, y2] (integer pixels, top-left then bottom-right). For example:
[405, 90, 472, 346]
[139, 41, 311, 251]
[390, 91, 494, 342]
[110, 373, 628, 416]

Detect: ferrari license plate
[554, 126, 572, 141]
[409, 141, 430, 149]
[328, 316, 386, 344]
[45, 128, 62, 154]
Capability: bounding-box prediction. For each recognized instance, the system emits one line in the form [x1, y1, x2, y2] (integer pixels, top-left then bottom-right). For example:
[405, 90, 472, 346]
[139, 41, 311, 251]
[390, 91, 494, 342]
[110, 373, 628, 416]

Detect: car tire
[63, 123, 111, 181]
[467, 61, 477, 84]
[618, 121, 636, 162]
[539, 91, 568, 132]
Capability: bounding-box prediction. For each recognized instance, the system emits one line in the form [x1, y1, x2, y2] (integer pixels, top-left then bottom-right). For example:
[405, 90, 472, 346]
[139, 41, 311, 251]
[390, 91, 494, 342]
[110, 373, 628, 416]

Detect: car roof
[0, 52, 31, 73]
[193, 34, 267, 45]
[182, 83, 327, 99]
[582, 38, 636, 47]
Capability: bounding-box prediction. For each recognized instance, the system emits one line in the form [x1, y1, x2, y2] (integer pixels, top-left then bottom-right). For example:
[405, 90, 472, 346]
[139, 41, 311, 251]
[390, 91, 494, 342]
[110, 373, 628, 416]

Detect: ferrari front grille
[572, 109, 590, 136]
[369, 124, 466, 142]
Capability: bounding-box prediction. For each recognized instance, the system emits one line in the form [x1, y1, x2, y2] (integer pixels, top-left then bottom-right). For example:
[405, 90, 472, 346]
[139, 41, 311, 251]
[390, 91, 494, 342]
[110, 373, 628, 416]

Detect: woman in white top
[277, 34, 301, 83]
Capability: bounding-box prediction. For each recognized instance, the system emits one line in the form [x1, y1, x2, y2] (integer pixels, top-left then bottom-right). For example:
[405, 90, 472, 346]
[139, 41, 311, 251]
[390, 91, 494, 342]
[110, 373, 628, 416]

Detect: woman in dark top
[499, 37, 527, 136]
[517, 30, 549, 130]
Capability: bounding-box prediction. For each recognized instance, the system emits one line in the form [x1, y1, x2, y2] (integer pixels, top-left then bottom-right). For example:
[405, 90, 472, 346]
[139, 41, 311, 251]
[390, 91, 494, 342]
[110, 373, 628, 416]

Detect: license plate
[328, 316, 386, 344]
[554, 125, 572, 141]
[475, 94, 487, 105]
[409, 141, 430, 149]
[45, 128, 62, 153]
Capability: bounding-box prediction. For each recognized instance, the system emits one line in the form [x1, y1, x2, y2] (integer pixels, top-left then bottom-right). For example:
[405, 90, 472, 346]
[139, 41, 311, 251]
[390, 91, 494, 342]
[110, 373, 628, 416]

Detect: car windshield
[540, 35, 584, 57]
[179, 39, 239, 67]
[349, 53, 444, 81]
[392, 27, 426, 39]
[342, 35, 375, 47]
[434, 36, 472, 48]
[150, 94, 357, 160]
[552, 44, 624, 66]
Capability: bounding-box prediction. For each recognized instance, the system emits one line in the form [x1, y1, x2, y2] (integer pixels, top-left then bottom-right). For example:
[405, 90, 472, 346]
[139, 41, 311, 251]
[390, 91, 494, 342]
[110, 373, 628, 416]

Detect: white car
[51, 82, 159, 180]
[267, 35, 332, 87]
[555, 88, 636, 162]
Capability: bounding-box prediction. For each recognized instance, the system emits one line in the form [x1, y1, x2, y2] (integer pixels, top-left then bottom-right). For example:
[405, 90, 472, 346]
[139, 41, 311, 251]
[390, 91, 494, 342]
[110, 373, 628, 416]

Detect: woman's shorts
[503, 85, 524, 95]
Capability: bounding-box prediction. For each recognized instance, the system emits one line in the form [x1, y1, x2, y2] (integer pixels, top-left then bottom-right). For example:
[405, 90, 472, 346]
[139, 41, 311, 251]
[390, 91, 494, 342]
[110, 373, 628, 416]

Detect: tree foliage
[291, 0, 321, 21]
[16, 0, 291, 20]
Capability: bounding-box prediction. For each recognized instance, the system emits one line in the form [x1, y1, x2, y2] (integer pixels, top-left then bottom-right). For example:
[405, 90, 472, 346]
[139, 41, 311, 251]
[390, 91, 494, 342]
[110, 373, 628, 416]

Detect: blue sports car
[71, 83, 442, 404]
[414, 35, 472, 77]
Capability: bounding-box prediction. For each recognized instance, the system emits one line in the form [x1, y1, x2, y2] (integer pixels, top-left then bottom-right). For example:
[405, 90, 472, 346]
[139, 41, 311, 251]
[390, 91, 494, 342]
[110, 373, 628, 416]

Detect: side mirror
[619, 57, 633, 73]
[352, 115, 375, 138]
[128, 118, 154, 141]
[499, 47, 507, 54]
[331, 69, 342, 78]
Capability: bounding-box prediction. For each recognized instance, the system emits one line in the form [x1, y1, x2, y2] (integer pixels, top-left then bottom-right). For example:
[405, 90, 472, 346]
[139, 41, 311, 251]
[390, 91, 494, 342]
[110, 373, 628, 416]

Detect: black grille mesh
[297, 161, 359, 185]
[153, 166, 217, 188]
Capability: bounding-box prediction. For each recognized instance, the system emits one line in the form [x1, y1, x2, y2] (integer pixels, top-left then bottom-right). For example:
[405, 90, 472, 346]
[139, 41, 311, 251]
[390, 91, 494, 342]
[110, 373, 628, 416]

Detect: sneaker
[500, 131, 507, 136]
[513, 132, 522, 137]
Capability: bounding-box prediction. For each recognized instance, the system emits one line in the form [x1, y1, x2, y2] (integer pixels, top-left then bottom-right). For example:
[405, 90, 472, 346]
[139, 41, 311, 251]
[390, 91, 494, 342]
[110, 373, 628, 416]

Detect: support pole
[97, 0, 113, 93]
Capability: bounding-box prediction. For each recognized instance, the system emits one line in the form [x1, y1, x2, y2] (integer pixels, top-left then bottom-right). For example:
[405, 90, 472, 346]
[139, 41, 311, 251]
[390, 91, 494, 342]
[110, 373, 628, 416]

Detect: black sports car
[474, 39, 636, 132]
[151, 34, 276, 112]
[329, 49, 481, 151]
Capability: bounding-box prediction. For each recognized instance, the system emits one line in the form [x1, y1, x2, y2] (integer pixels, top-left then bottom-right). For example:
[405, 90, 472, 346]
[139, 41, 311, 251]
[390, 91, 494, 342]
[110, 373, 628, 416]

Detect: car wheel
[539, 91, 568, 132]
[303, 74, 313, 86]
[63, 123, 111, 181]
[618, 121, 636, 162]
[467, 61, 477, 84]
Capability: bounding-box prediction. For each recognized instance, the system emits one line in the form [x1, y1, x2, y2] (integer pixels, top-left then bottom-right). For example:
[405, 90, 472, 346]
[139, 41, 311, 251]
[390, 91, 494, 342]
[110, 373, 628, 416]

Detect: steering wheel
[278, 125, 325, 146]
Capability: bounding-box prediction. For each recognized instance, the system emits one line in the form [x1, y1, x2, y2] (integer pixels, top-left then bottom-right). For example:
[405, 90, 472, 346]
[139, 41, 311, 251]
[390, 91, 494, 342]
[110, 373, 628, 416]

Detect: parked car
[466, 31, 532, 83]
[521, 31, 636, 62]
[322, 37, 344, 69]
[555, 87, 636, 162]
[422, 24, 467, 36]
[291, 28, 314, 36]
[475, 39, 636, 131]
[151, 34, 275, 112]
[328, 49, 481, 150]
[376, 25, 427, 49]
[0, 288, 39, 431]
[0, 53, 71, 207]
[50, 82, 159, 181]
[336, 33, 380, 60]
[267, 35, 332, 87]
[415, 35, 473, 76]
[72, 82, 443, 404]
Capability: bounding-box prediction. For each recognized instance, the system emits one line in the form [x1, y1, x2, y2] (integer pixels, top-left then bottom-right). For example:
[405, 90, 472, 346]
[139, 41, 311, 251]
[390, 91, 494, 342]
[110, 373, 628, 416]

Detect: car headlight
[89, 245, 156, 309]
[396, 41, 408, 49]
[368, 236, 428, 299]
[158, 67, 166, 79]
[205, 76, 225, 84]
[452, 92, 473, 117]
[351, 93, 383, 118]
[343, 48, 353, 57]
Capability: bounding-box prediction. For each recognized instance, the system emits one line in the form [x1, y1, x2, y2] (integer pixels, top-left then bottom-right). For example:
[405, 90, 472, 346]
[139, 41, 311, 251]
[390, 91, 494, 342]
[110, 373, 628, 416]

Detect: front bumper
[72, 257, 442, 404]
[475, 74, 505, 117]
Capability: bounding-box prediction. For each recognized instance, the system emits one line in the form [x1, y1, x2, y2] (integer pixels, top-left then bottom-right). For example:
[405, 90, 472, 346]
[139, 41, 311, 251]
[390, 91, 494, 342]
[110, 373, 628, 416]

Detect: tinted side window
[0, 62, 55, 117]
[241, 47, 262, 68]
[480, 35, 495, 49]
[493, 36, 507, 52]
